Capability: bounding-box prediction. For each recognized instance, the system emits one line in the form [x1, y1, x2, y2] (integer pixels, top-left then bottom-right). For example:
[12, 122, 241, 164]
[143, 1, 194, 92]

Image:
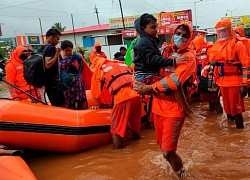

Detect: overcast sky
[0, 0, 249, 37]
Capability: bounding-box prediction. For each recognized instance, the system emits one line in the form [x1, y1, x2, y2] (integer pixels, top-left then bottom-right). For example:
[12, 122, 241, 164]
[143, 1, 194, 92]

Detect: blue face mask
[173, 35, 188, 48]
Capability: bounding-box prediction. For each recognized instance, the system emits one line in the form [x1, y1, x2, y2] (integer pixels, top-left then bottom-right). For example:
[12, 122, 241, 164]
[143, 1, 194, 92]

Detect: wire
[0, 0, 46, 10]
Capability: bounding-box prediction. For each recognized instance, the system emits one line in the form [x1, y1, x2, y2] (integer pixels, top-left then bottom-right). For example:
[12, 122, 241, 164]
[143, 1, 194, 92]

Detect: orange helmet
[235, 25, 245, 37]
[215, 19, 233, 41]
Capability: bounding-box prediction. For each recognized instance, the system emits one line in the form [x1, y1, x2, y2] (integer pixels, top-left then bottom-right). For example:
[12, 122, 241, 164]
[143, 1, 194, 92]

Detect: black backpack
[23, 45, 50, 88]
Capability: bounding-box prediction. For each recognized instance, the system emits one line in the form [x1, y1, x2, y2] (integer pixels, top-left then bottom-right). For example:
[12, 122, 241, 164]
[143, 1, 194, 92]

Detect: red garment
[220, 86, 245, 116]
[154, 115, 185, 151]
[111, 95, 141, 138]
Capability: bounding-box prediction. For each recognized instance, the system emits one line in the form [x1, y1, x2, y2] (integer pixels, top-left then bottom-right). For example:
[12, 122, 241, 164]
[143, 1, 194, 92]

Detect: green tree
[77, 46, 90, 63]
[51, 22, 66, 32]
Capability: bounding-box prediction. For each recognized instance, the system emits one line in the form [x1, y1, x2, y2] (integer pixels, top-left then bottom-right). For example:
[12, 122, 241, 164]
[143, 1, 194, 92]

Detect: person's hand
[56, 47, 61, 54]
[160, 42, 168, 50]
[133, 82, 154, 95]
[175, 56, 189, 65]
[240, 85, 248, 98]
[89, 105, 100, 110]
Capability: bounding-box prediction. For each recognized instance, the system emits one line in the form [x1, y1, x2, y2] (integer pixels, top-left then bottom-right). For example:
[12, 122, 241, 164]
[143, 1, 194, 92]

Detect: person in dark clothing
[133, 13, 187, 83]
[38, 29, 65, 106]
[114, 46, 127, 61]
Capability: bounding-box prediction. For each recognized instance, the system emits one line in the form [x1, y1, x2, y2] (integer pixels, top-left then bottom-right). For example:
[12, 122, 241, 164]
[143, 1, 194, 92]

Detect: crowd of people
[3, 13, 250, 176]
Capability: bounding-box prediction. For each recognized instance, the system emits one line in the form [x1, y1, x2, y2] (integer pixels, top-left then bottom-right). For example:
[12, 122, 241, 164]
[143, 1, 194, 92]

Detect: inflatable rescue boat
[0, 149, 36, 180]
[0, 91, 112, 152]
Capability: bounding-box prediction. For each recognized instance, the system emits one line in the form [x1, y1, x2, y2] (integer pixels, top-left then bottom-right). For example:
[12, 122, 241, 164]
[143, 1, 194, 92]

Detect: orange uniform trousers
[111, 96, 142, 138]
[154, 115, 185, 152]
[220, 86, 245, 116]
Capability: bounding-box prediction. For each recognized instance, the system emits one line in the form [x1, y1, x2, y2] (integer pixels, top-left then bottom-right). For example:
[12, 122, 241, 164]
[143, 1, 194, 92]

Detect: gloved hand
[240, 85, 248, 98]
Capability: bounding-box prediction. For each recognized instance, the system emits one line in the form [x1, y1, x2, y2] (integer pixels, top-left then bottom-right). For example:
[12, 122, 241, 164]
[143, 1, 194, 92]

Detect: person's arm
[5, 63, 18, 99]
[235, 41, 250, 97]
[140, 41, 174, 67]
[235, 41, 250, 86]
[151, 52, 196, 93]
[44, 47, 61, 69]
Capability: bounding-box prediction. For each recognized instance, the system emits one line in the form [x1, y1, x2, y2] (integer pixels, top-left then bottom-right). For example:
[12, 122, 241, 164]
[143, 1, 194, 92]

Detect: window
[82, 37, 95, 47]
[107, 35, 123, 45]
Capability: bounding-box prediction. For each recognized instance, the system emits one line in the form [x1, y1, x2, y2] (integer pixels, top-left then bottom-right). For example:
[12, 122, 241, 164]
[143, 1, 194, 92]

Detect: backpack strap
[106, 70, 133, 90]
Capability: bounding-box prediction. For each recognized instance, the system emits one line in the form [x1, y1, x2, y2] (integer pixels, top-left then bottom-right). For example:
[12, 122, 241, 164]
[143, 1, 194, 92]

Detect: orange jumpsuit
[192, 35, 219, 103]
[91, 57, 141, 138]
[5, 45, 40, 100]
[209, 20, 250, 116]
[89, 42, 107, 70]
[151, 23, 196, 151]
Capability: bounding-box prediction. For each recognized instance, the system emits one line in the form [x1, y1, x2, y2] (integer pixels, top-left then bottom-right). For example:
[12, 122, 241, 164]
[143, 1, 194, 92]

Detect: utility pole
[94, 5, 100, 25]
[71, 14, 77, 48]
[39, 18, 44, 44]
[194, 0, 203, 29]
[118, 0, 125, 30]
[227, 9, 237, 17]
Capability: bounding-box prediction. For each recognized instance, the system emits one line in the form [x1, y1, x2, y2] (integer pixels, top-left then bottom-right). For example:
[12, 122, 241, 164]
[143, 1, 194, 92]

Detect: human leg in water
[234, 114, 244, 129]
[174, 87, 205, 121]
[163, 151, 184, 176]
[227, 114, 234, 121]
[112, 134, 124, 149]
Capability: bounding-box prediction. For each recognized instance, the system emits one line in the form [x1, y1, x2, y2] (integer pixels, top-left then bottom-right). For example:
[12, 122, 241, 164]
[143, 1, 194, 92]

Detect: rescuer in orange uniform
[208, 19, 250, 128]
[192, 35, 223, 113]
[5, 45, 40, 100]
[133, 23, 196, 176]
[90, 57, 141, 149]
[235, 25, 250, 96]
[89, 42, 107, 69]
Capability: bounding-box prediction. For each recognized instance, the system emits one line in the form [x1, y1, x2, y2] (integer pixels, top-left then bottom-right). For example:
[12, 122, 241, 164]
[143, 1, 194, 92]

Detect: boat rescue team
[4, 14, 250, 176]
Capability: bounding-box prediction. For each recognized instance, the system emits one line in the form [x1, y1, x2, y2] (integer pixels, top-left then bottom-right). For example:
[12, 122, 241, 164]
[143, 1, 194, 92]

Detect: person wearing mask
[59, 40, 88, 110]
[5, 45, 41, 100]
[133, 23, 196, 176]
[208, 19, 250, 128]
[89, 42, 107, 69]
[38, 29, 65, 107]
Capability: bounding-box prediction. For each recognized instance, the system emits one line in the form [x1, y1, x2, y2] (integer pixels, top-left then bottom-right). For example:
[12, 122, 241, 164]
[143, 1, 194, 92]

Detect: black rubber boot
[234, 114, 244, 129]
[209, 102, 216, 111]
[227, 114, 234, 121]
[215, 102, 223, 114]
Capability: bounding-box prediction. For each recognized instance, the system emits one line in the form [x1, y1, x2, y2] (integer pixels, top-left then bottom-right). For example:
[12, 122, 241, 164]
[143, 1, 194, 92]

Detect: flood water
[16, 98, 250, 179]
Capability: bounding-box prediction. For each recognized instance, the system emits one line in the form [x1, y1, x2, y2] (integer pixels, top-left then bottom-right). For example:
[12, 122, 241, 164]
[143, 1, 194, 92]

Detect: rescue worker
[5, 45, 40, 101]
[208, 19, 250, 128]
[133, 23, 196, 176]
[89, 42, 107, 69]
[90, 57, 141, 149]
[192, 35, 223, 114]
[235, 25, 250, 96]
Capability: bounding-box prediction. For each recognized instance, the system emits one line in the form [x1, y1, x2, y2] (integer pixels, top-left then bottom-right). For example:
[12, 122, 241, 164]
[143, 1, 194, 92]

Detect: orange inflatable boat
[0, 91, 112, 152]
[0, 149, 36, 180]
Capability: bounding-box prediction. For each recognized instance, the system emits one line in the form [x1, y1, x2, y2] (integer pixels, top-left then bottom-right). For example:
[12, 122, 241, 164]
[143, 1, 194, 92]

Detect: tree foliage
[51, 22, 66, 32]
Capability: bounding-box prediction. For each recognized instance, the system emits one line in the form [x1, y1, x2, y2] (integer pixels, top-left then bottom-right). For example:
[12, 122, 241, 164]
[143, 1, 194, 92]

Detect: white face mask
[174, 35, 188, 48]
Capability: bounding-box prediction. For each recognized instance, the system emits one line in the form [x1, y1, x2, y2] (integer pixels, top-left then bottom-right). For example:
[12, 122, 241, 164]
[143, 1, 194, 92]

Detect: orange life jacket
[5, 59, 40, 100]
[100, 61, 133, 95]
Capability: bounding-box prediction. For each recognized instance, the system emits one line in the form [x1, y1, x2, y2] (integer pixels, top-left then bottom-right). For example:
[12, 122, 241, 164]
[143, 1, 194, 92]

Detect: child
[133, 13, 187, 84]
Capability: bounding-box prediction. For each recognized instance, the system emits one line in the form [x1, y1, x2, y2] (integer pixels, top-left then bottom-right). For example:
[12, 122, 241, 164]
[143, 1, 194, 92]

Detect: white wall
[60, 30, 126, 59]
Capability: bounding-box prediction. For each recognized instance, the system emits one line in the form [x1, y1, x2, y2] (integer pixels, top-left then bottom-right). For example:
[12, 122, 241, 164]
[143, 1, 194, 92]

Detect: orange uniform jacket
[209, 38, 250, 87]
[151, 23, 196, 117]
[5, 46, 40, 100]
[91, 57, 139, 106]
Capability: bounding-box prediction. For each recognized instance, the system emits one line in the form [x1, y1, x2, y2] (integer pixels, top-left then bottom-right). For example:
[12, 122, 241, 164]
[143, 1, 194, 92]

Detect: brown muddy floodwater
[22, 98, 250, 179]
